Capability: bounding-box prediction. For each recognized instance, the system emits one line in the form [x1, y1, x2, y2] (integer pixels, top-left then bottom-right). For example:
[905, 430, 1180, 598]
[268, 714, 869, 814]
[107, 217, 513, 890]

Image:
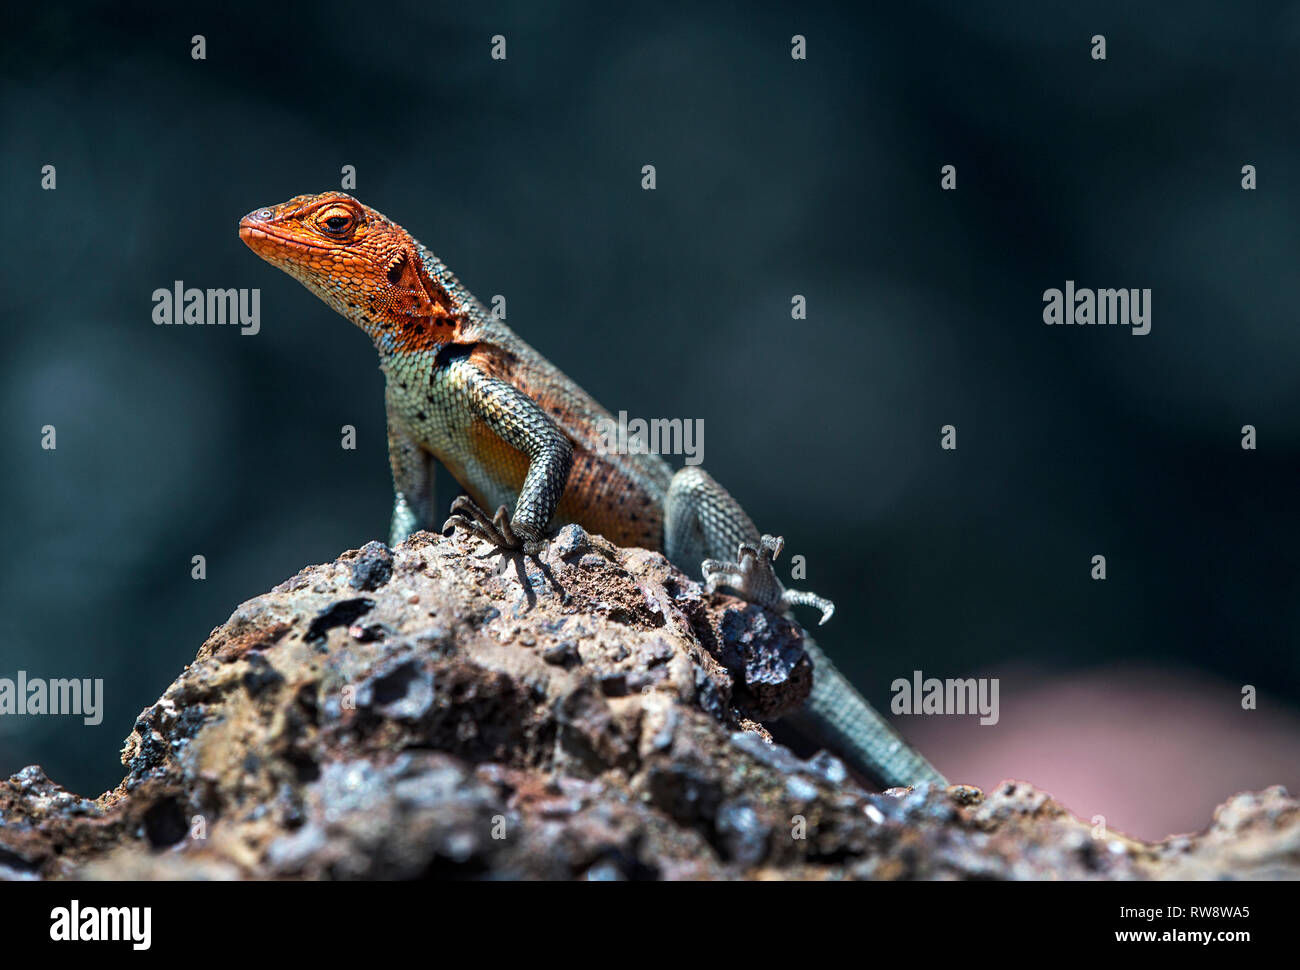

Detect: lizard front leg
[441, 368, 573, 555]
[387, 411, 436, 547]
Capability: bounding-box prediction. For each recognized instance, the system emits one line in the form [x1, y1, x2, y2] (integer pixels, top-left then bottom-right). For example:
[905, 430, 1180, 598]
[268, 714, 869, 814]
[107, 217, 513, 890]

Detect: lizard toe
[443, 497, 523, 551]
[782, 588, 836, 625]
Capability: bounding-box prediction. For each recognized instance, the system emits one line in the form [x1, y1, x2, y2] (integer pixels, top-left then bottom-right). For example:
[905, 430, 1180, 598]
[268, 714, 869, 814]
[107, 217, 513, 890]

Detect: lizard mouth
[238, 221, 336, 253]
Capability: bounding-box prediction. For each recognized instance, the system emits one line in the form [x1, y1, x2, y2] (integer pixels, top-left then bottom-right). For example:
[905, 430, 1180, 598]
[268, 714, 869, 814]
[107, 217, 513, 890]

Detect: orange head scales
[239, 192, 464, 352]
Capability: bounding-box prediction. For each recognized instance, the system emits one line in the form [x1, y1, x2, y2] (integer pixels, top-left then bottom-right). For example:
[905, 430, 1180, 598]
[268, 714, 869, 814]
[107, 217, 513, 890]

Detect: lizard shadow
[469, 546, 567, 610]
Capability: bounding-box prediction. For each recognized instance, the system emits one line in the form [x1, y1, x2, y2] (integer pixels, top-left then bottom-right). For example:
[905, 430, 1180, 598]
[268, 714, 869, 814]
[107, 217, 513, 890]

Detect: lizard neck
[349, 242, 493, 361]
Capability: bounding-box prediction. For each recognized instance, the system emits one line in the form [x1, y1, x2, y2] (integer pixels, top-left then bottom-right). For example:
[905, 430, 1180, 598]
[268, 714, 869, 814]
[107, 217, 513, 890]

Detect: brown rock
[1, 525, 1297, 880]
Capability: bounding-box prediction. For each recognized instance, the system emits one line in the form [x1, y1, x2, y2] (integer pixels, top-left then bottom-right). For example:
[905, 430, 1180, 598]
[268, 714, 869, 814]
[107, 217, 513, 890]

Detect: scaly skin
[239, 193, 666, 551]
[239, 192, 946, 790]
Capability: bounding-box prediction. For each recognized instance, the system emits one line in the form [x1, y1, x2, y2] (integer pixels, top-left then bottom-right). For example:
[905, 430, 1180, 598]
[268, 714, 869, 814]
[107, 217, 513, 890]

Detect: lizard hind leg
[701, 535, 832, 623]
[664, 466, 762, 573]
[665, 466, 835, 624]
[701, 539, 785, 612]
[702, 533, 832, 624]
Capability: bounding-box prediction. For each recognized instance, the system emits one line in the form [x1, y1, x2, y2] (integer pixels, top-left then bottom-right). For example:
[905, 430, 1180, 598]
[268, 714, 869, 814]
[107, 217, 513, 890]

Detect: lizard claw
[442, 496, 547, 555]
[761, 534, 784, 560]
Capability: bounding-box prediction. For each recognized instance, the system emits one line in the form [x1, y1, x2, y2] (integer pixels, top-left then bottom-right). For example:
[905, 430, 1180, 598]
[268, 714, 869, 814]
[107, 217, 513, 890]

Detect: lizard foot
[442, 495, 547, 555]
[702, 534, 835, 625]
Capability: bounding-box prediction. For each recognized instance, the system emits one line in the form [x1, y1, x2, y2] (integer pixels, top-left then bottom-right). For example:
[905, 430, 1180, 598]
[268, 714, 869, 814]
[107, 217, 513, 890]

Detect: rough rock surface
[1, 527, 1297, 880]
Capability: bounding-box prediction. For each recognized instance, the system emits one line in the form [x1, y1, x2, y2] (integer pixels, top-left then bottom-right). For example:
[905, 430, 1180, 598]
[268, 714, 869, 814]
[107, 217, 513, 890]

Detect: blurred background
[3, 1, 1299, 841]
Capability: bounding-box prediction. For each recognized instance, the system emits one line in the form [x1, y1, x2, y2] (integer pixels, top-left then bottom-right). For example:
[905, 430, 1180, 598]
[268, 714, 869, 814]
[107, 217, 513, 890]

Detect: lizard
[238, 191, 946, 791]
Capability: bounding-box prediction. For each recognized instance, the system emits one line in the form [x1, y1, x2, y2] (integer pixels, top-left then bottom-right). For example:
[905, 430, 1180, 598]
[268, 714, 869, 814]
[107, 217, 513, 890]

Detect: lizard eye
[317, 206, 358, 237]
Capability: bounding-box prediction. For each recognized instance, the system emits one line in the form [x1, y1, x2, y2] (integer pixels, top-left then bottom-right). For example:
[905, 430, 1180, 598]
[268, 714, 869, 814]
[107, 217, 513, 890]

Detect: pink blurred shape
[900, 664, 1300, 841]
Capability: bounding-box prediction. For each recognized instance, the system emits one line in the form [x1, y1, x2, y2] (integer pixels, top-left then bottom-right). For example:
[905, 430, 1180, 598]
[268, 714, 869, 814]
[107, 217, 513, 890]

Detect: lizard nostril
[240, 208, 275, 232]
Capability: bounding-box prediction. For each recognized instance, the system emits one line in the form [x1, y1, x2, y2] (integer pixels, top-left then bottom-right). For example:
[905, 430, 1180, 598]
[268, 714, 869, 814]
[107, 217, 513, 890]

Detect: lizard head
[239, 192, 461, 349]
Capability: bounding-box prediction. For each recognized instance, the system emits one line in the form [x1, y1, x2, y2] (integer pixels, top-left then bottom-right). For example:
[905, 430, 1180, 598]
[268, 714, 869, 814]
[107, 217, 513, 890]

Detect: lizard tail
[786, 635, 948, 791]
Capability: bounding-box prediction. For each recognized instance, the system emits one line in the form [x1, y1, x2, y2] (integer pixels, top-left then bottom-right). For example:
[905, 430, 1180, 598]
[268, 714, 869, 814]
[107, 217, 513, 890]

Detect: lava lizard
[239, 191, 946, 790]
